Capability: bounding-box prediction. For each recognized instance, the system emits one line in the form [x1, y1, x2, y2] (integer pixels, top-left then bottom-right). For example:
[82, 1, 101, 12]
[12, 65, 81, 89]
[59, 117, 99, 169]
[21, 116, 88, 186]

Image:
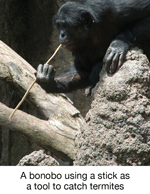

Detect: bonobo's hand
[36, 64, 55, 84]
[103, 39, 130, 74]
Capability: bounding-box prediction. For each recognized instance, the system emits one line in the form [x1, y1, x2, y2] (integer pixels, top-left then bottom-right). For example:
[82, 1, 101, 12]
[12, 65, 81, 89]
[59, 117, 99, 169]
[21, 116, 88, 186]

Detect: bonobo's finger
[48, 65, 55, 79]
[110, 53, 119, 73]
[105, 52, 115, 73]
[43, 63, 49, 76]
[103, 49, 111, 64]
[118, 53, 124, 69]
[34, 72, 37, 77]
[37, 64, 43, 73]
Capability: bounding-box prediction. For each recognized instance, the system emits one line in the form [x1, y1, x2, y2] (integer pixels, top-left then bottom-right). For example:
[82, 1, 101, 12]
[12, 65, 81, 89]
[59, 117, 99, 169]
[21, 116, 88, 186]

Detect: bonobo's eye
[81, 12, 92, 26]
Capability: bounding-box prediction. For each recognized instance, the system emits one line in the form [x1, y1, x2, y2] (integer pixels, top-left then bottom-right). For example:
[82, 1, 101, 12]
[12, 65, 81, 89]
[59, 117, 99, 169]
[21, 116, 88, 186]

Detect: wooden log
[0, 102, 75, 160]
[0, 40, 85, 160]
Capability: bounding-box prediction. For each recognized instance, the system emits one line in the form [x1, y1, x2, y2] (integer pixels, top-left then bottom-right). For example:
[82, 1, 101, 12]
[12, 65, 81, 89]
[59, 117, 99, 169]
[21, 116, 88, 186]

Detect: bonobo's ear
[81, 12, 94, 27]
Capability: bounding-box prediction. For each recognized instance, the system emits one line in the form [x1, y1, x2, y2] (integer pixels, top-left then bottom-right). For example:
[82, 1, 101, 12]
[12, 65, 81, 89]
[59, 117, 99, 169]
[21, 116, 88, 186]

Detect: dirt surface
[74, 49, 150, 166]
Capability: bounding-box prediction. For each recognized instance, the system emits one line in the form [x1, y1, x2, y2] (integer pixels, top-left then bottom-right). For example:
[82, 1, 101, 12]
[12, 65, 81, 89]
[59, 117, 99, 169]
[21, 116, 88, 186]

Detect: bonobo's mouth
[61, 41, 75, 51]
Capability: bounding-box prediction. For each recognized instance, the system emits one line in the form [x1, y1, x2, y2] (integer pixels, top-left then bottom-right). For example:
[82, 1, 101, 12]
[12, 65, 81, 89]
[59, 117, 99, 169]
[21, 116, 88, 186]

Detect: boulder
[74, 49, 150, 166]
[17, 150, 59, 166]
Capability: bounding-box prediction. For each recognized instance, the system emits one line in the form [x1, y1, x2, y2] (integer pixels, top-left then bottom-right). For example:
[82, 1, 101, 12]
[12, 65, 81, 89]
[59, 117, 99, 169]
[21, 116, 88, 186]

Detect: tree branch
[0, 40, 85, 161]
[0, 102, 76, 160]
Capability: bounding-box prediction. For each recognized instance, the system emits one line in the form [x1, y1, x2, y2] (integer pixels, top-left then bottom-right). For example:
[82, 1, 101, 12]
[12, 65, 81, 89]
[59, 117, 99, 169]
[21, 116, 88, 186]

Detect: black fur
[36, 0, 150, 95]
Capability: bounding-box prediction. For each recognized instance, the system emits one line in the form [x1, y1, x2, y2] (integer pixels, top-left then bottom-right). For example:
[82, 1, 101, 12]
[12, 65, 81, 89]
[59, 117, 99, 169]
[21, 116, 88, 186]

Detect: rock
[74, 49, 150, 166]
[17, 150, 60, 166]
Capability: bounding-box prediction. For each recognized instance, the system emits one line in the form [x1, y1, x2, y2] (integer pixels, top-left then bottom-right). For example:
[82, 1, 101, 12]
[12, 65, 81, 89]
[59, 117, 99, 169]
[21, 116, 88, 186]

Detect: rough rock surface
[17, 150, 60, 166]
[74, 49, 150, 166]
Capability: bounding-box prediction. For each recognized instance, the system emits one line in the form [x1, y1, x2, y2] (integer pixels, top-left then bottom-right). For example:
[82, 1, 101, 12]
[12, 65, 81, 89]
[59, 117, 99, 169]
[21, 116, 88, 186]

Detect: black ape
[36, 0, 150, 95]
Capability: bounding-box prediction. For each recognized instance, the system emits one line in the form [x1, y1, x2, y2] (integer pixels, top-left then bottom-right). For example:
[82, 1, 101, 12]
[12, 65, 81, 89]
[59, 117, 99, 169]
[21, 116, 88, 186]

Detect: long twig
[46, 44, 62, 64]
[9, 44, 62, 120]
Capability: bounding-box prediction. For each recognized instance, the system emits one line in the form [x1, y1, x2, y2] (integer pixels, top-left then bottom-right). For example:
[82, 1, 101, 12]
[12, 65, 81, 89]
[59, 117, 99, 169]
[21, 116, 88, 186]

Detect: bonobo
[36, 0, 150, 95]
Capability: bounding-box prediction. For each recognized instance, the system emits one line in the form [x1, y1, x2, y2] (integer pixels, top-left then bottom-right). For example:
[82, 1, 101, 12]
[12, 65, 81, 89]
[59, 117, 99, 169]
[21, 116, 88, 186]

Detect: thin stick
[46, 44, 62, 64]
[9, 79, 37, 120]
[9, 44, 62, 120]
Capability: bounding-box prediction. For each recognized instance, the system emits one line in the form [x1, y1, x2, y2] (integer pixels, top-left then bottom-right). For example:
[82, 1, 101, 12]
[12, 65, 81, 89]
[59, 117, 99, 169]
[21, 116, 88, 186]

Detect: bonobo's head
[54, 1, 96, 51]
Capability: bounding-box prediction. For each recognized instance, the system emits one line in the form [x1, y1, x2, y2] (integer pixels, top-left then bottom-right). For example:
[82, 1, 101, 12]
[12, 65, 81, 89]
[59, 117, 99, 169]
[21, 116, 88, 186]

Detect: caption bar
[0, 166, 149, 193]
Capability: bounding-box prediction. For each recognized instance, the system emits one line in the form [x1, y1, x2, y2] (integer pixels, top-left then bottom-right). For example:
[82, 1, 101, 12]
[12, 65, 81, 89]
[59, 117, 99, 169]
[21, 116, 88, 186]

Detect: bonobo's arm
[104, 0, 150, 74]
[104, 30, 135, 74]
[104, 14, 150, 74]
[36, 64, 91, 93]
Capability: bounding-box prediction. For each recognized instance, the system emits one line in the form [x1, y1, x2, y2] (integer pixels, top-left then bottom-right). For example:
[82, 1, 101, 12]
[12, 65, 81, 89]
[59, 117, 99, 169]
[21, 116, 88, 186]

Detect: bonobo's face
[54, 2, 95, 51]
